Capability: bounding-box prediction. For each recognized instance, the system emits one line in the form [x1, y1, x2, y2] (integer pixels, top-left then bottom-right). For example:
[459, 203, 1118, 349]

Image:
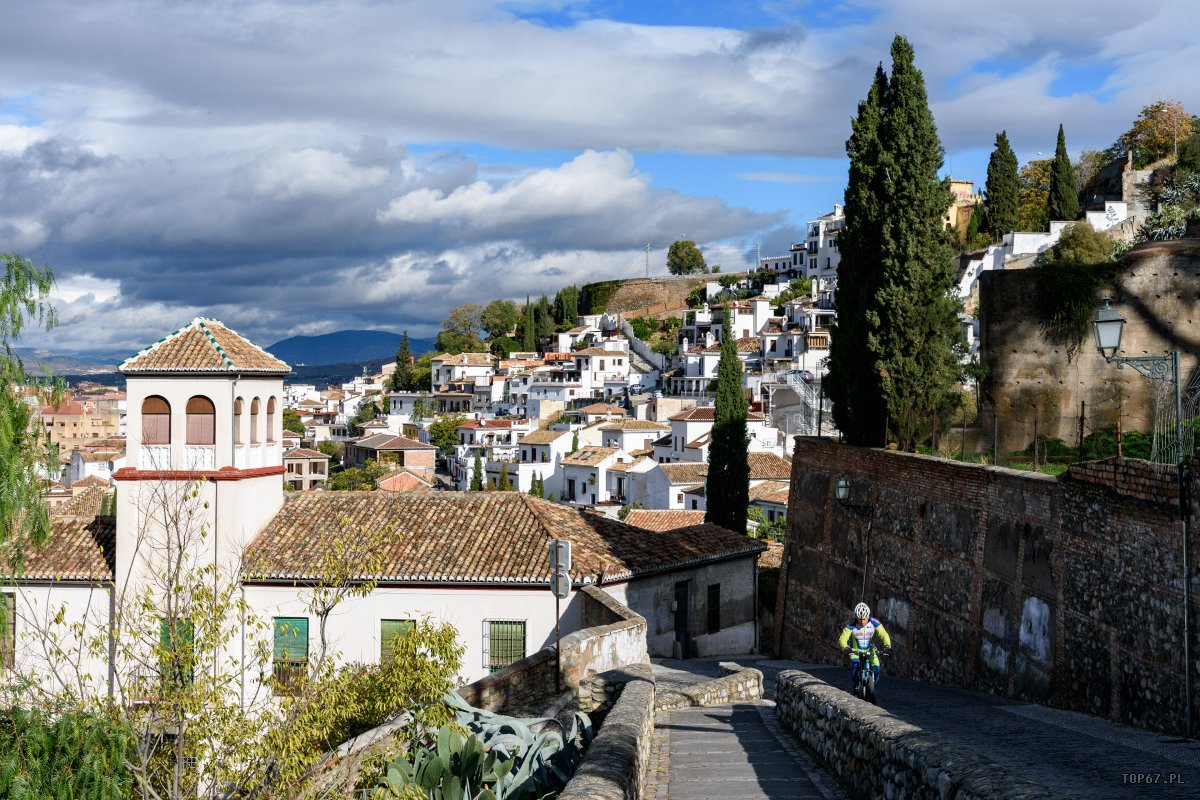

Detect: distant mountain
[13, 347, 130, 374]
[266, 330, 436, 367]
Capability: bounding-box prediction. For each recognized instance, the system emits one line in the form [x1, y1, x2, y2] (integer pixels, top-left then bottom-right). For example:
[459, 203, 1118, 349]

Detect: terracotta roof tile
[579, 403, 626, 415]
[243, 493, 764, 584]
[6, 489, 116, 580]
[71, 475, 111, 490]
[121, 318, 290, 374]
[758, 541, 784, 569]
[749, 480, 791, 504]
[376, 470, 435, 493]
[284, 448, 331, 460]
[520, 429, 570, 445]
[54, 487, 109, 518]
[748, 453, 792, 481]
[658, 462, 708, 484]
[598, 419, 669, 432]
[561, 446, 619, 467]
[623, 509, 707, 531]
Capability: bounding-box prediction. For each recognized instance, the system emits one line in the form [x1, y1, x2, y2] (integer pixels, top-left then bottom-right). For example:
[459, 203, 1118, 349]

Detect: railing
[184, 445, 216, 470]
[273, 660, 308, 696]
[139, 445, 171, 470]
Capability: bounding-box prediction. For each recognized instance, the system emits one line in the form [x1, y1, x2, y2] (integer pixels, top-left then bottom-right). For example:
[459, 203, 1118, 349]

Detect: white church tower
[114, 318, 291, 592]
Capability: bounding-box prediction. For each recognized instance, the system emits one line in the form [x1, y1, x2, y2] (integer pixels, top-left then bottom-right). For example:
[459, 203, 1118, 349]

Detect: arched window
[234, 397, 244, 444]
[186, 396, 216, 445]
[266, 397, 277, 442]
[250, 398, 261, 444]
[142, 396, 171, 445]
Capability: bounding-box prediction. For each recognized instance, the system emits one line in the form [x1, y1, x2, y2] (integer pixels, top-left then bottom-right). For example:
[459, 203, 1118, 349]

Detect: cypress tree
[470, 451, 483, 491]
[826, 63, 889, 446]
[1048, 124, 1079, 221]
[498, 461, 512, 491]
[872, 35, 962, 450]
[521, 296, 535, 352]
[390, 330, 414, 392]
[705, 313, 749, 533]
[984, 130, 1019, 238]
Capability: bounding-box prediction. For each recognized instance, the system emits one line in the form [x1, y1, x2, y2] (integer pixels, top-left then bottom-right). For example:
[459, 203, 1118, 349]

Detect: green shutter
[273, 618, 309, 664]
[487, 620, 526, 672]
[380, 619, 414, 663]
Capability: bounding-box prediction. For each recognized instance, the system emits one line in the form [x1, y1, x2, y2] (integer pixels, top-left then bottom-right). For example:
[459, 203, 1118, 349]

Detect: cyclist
[837, 602, 892, 690]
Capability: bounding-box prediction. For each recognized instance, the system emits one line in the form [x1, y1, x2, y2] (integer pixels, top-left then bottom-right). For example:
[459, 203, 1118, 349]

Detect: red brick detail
[112, 466, 286, 482]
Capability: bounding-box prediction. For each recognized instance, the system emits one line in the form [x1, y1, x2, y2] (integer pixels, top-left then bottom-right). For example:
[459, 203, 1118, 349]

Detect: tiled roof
[121, 318, 290, 374]
[607, 457, 650, 473]
[669, 406, 716, 421]
[42, 401, 86, 416]
[658, 462, 708, 484]
[685, 432, 712, 449]
[749, 480, 791, 504]
[459, 419, 522, 430]
[376, 469, 435, 493]
[652, 434, 672, 447]
[243, 493, 764, 584]
[759, 541, 784, 569]
[623, 509, 707, 532]
[520, 429, 570, 445]
[78, 450, 124, 463]
[579, 403, 626, 415]
[351, 434, 435, 451]
[682, 485, 706, 496]
[431, 353, 494, 367]
[6, 489, 116, 581]
[599, 419, 669, 432]
[699, 336, 760, 354]
[284, 448, 330, 460]
[566, 325, 593, 334]
[573, 347, 619, 358]
[54, 487, 109, 518]
[666, 406, 764, 422]
[71, 475, 111, 490]
[561, 446, 619, 467]
[748, 453, 792, 481]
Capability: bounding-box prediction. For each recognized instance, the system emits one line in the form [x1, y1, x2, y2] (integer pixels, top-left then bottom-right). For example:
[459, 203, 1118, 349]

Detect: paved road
[645, 700, 840, 800]
[654, 657, 1200, 800]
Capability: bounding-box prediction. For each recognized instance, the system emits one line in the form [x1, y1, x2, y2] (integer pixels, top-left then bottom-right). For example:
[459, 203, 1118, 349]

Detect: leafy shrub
[0, 707, 135, 800]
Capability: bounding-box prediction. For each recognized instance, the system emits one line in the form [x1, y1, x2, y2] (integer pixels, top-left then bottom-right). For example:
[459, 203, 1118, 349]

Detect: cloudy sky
[3, 0, 1198, 354]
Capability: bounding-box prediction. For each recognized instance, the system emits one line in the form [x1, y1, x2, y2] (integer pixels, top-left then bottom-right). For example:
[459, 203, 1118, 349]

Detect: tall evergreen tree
[470, 451, 483, 491]
[826, 64, 889, 446]
[521, 296, 536, 352]
[828, 36, 963, 450]
[498, 461, 512, 491]
[1048, 124, 1079, 221]
[873, 36, 962, 450]
[705, 314, 749, 533]
[390, 330, 413, 392]
[984, 130, 1019, 238]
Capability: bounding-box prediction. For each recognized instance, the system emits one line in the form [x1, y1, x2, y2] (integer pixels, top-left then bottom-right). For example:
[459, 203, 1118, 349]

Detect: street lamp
[1092, 298, 1193, 738]
[834, 475, 873, 517]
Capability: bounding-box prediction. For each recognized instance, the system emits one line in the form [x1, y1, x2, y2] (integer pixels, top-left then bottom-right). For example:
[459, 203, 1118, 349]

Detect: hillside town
[4, 14, 1200, 800]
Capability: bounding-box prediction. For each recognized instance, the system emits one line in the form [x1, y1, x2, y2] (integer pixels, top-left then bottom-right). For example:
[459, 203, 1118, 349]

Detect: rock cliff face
[979, 235, 1200, 454]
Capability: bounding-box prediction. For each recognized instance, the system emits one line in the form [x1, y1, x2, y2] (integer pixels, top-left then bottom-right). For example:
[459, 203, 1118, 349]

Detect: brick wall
[775, 437, 1198, 734]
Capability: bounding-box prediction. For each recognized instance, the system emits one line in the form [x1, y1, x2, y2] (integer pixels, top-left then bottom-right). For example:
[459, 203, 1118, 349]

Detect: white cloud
[236, 149, 390, 200]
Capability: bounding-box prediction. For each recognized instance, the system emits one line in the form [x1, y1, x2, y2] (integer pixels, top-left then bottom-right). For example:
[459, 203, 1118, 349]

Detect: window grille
[484, 619, 526, 673]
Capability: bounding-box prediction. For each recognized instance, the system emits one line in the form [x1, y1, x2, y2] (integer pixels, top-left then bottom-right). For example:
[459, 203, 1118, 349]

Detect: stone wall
[775, 670, 1066, 800]
[590, 276, 711, 316]
[654, 667, 763, 712]
[979, 236, 1200, 453]
[775, 437, 1199, 734]
[559, 664, 656, 800]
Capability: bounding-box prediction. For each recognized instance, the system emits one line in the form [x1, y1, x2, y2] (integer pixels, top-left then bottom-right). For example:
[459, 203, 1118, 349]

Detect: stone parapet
[559, 664, 656, 800]
[775, 670, 1066, 800]
[654, 667, 763, 712]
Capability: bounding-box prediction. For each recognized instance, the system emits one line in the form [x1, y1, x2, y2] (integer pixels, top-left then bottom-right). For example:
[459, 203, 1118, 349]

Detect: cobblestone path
[644, 699, 841, 799]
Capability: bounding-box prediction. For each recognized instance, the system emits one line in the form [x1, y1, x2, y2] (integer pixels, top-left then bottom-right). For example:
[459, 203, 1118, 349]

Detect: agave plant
[370, 692, 592, 800]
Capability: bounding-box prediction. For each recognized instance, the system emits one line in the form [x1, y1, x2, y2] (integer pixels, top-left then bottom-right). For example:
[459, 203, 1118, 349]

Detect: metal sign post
[549, 540, 571, 693]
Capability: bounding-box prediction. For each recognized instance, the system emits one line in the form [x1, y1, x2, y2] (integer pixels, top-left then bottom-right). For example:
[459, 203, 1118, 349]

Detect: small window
[485, 620, 526, 674]
[381, 619, 415, 664]
[273, 617, 309, 695]
[707, 584, 721, 634]
[1, 593, 14, 670]
[186, 396, 216, 445]
[160, 618, 194, 688]
[142, 396, 171, 445]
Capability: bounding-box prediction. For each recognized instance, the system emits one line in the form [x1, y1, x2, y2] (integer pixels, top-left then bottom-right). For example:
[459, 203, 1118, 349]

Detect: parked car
[779, 369, 814, 382]
[629, 384, 645, 395]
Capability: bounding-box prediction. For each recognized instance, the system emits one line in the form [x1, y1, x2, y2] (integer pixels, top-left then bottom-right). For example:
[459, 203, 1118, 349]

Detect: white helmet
[854, 602, 871, 620]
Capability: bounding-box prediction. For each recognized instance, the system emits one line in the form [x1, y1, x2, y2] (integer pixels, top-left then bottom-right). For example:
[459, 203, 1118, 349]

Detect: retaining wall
[775, 670, 1066, 800]
[655, 667, 764, 712]
[776, 437, 1200, 734]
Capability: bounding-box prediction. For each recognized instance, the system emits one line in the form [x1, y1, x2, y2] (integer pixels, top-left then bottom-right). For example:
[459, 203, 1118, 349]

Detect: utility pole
[755, 243, 761, 268]
[645, 242, 651, 278]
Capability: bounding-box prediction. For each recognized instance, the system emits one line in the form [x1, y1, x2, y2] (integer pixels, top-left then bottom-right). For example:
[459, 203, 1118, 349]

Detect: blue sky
[1, 0, 1197, 352]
